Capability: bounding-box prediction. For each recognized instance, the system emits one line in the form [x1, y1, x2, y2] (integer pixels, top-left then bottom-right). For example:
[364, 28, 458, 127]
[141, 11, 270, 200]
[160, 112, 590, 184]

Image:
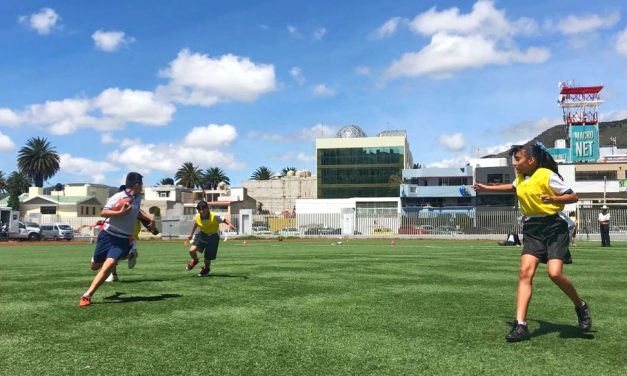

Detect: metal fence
[18, 205, 627, 241]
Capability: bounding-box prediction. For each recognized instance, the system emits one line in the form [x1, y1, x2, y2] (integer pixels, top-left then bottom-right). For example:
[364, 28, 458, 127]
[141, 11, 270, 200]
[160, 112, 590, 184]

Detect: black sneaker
[197, 266, 210, 277]
[506, 321, 530, 342]
[575, 300, 592, 331]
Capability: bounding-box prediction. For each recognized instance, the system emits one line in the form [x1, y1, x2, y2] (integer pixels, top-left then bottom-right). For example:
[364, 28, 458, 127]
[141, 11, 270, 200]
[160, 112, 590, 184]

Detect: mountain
[488, 118, 627, 158]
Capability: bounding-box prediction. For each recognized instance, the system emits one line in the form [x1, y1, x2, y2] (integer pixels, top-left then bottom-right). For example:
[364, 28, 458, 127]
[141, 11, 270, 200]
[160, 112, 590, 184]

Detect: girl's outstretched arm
[473, 183, 515, 192]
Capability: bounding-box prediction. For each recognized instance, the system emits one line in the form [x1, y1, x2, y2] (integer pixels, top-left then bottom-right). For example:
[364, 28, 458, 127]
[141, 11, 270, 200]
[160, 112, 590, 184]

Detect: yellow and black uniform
[513, 167, 573, 264]
[191, 212, 223, 260]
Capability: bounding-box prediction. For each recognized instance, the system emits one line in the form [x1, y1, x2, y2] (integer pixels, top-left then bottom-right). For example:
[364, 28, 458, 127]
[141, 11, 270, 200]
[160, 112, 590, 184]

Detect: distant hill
[488, 118, 627, 158]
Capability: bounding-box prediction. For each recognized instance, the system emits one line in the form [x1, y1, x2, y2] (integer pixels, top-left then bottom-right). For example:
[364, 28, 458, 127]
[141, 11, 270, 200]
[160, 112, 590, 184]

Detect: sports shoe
[186, 259, 199, 270]
[128, 248, 138, 269]
[505, 321, 530, 342]
[79, 295, 91, 307]
[197, 266, 210, 277]
[105, 273, 119, 282]
[575, 300, 592, 331]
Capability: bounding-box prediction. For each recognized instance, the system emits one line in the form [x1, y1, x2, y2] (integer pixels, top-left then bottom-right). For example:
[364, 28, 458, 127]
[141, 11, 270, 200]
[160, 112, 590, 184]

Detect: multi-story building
[316, 126, 413, 199]
[400, 166, 475, 212]
[242, 173, 316, 214]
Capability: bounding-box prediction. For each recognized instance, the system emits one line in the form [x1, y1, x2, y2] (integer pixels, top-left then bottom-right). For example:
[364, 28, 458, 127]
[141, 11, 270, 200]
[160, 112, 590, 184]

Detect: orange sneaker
[79, 295, 91, 307]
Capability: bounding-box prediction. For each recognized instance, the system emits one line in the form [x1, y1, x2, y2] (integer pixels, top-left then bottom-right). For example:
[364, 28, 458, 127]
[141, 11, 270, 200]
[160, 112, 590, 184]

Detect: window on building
[487, 174, 504, 184]
[40, 206, 56, 215]
[80, 206, 84, 215]
[92, 207, 96, 215]
[575, 170, 617, 181]
[184, 207, 196, 215]
[409, 186, 417, 193]
[158, 191, 170, 198]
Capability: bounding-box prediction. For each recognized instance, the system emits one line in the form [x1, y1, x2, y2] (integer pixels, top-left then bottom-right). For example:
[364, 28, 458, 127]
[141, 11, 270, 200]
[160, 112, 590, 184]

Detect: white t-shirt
[598, 212, 610, 223]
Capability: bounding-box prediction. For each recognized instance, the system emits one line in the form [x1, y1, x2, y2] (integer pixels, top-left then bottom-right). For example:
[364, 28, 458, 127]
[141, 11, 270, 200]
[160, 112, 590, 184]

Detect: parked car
[252, 226, 273, 235]
[432, 226, 464, 235]
[12, 221, 41, 241]
[40, 223, 74, 241]
[304, 227, 340, 236]
[397, 225, 430, 235]
[369, 227, 396, 236]
[220, 229, 238, 237]
[416, 225, 434, 233]
[274, 227, 300, 236]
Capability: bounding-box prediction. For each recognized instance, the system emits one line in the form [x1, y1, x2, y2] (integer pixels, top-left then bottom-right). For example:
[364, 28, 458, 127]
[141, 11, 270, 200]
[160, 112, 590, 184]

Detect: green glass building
[316, 127, 412, 199]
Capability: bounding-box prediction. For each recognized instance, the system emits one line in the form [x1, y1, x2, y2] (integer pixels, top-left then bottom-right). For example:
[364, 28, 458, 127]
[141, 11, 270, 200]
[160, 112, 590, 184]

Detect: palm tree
[251, 166, 275, 180]
[7, 171, 32, 210]
[280, 166, 297, 177]
[203, 167, 230, 189]
[175, 162, 203, 188]
[17, 137, 60, 187]
[159, 178, 175, 185]
[0, 171, 7, 195]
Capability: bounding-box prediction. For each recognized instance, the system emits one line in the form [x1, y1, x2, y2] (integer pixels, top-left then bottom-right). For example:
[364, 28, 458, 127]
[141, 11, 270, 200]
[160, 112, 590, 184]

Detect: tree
[0, 171, 7, 195]
[159, 178, 175, 185]
[251, 166, 275, 180]
[7, 171, 32, 210]
[17, 137, 60, 187]
[203, 167, 230, 189]
[280, 166, 297, 177]
[175, 162, 203, 189]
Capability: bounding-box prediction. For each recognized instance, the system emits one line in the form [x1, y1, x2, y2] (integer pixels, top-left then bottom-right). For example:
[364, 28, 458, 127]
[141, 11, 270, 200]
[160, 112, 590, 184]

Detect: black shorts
[192, 232, 220, 260]
[522, 215, 572, 264]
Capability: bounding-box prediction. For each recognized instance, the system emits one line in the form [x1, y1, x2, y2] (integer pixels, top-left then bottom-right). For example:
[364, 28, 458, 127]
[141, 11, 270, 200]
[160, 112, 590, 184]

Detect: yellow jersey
[514, 167, 565, 216]
[195, 212, 221, 235]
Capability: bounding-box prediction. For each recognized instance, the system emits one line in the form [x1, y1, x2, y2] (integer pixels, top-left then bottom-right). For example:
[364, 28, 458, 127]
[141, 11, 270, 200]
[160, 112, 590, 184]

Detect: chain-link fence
[15, 205, 627, 241]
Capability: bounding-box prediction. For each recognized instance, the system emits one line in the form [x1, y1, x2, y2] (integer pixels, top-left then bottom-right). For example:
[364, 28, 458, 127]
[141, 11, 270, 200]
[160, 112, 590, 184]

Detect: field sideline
[1, 239, 625, 375]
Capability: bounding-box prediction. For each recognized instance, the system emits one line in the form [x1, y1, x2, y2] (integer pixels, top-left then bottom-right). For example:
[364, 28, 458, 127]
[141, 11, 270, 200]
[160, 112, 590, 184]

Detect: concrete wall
[243, 176, 316, 214]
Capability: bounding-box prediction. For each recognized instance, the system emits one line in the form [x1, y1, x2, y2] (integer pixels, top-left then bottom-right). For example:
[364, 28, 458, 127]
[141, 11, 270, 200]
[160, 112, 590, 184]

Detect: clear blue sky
[1, 0, 626, 187]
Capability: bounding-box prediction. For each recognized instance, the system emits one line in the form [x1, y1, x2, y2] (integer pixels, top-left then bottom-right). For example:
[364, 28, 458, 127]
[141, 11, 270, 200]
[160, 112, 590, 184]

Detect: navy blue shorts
[192, 232, 220, 260]
[92, 231, 131, 263]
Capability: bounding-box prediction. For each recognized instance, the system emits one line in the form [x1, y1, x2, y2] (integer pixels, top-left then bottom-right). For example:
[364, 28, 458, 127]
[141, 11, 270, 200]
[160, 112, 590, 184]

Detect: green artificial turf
[0, 239, 625, 375]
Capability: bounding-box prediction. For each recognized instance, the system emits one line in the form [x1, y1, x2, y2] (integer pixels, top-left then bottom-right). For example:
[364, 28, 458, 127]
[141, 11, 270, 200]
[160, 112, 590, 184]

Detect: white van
[40, 223, 74, 241]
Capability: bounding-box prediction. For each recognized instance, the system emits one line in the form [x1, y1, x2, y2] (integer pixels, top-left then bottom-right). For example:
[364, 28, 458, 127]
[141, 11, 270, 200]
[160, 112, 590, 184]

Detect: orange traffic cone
[390, 240, 395, 247]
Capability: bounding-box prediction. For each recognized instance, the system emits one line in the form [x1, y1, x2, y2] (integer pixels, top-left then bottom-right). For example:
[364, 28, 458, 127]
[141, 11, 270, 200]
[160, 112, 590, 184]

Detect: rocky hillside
[488, 118, 627, 158]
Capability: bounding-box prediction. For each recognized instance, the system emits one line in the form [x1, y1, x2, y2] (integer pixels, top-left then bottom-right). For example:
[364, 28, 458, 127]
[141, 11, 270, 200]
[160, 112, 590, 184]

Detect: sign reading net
[570, 125, 599, 162]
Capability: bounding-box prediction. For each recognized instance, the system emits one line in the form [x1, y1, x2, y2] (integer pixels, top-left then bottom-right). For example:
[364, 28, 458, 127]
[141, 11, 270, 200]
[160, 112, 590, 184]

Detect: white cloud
[497, 117, 563, 141]
[557, 12, 620, 35]
[290, 67, 305, 85]
[384, 0, 547, 80]
[157, 49, 276, 106]
[120, 138, 142, 148]
[278, 152, 316, 163]
[476, 139, 529, 156]
[92, 30, 135, 52]
[108, 143, 245, 174]
[182, 124, 238, 148]
[60, 153, 118, 184]
[408, 0, 535, 38]
[313, 27, 327, 40]
[427, 156, 472, 168]
[287, 25, 301, 38]
[19, 8, 60, 35]
[602, 108, 627, 122]
[313, 84, 336, 96]
[94, 88, 175, 125]
[247, 123, 339, 142]
[355, 66, 370, 75]
[384, 32, 549, 79]
[374, 17, 403, 39]
[101, 133, 117, 144]
[0, 88, 175, 135]
[616, 28, 627, 57]
[0, 132, 15, 152]
[438, 133, 466, 151]
[0, 108, 22, 126]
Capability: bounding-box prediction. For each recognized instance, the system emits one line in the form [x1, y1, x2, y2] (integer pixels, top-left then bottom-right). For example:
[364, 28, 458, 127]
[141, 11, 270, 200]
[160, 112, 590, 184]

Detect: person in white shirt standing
[597, 205, 611, 247]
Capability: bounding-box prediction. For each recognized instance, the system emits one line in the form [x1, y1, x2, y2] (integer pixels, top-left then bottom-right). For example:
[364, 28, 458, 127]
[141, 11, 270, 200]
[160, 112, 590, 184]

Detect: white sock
[517, 320, 527, 326]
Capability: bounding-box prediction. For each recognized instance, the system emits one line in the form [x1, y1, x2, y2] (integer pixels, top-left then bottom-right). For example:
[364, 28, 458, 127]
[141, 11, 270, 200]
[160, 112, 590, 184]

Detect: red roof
[560, 86, 603, 95]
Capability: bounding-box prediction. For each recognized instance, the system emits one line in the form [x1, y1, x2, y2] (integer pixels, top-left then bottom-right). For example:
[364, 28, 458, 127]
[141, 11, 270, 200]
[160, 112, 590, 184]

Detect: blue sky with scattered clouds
[1, 0, 626, 186]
